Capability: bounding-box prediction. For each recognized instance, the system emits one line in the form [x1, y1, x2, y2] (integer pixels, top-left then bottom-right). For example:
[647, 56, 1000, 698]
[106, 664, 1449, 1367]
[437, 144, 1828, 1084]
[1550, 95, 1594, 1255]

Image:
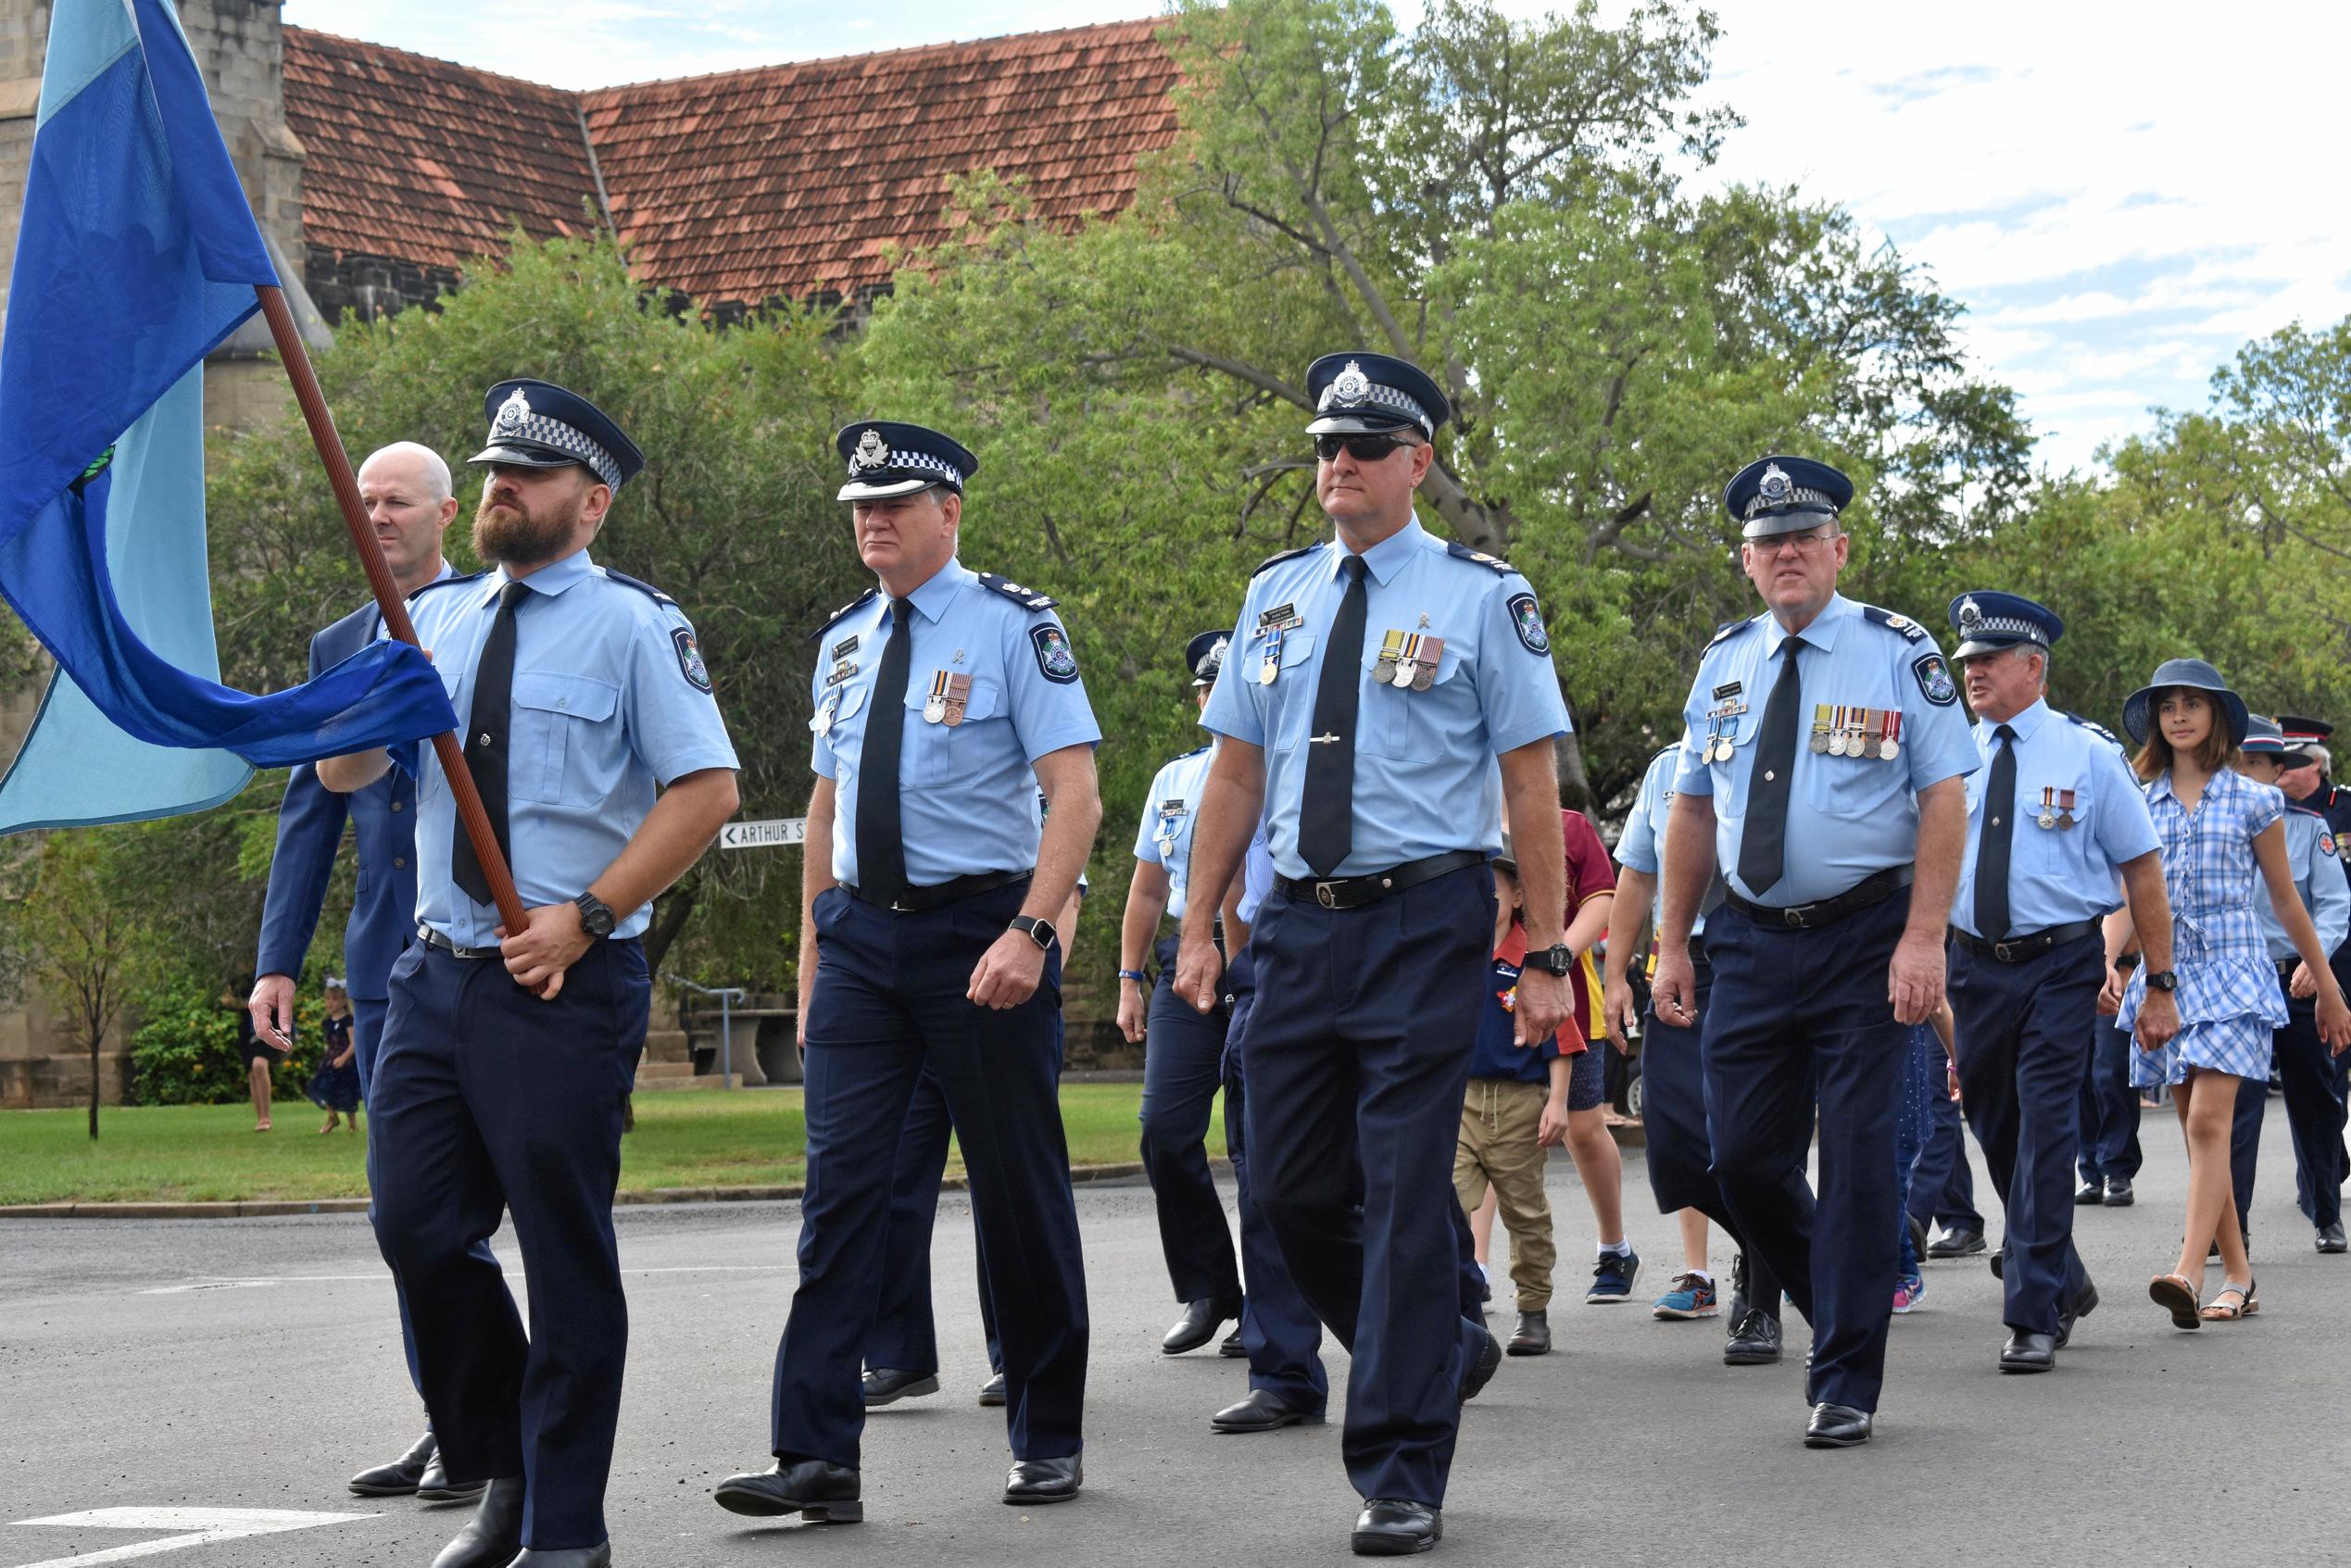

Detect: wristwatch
[2144, 969, 2180, 993]
[1527, 944, 1576, 977]
[573, 891, 617, 939]
[1009, 915, 1058, 952]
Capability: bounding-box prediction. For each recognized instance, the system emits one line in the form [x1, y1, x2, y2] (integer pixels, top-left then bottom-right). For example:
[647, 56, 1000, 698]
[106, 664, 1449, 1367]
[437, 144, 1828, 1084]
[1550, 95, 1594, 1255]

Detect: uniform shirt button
[390, 800, 404, 812]
[394, 857, 407, 869]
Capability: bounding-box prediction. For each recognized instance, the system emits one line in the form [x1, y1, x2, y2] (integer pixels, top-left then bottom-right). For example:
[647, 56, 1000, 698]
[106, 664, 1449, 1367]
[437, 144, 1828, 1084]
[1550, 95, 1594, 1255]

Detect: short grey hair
[359, 441, 453, 503]
[2294, 744, 2332, 775]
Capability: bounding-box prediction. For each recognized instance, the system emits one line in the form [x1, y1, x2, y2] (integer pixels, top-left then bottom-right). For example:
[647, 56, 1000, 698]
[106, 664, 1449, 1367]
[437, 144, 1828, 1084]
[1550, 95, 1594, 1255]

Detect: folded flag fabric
[0, 0, 454, 834]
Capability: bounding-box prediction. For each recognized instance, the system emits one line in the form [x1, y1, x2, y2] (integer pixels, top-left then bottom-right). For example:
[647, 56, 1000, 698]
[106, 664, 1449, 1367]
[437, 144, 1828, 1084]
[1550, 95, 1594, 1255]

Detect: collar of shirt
[1758, 591, 1854, 659]
[1979, 696, 2053, 746]
[1322, 518, 1426, 588]
[1493, 922, 1528, 967]
[478, 546, 597, 606]
[2147, 766, 2238, 808]
[899, 557, 974, 624]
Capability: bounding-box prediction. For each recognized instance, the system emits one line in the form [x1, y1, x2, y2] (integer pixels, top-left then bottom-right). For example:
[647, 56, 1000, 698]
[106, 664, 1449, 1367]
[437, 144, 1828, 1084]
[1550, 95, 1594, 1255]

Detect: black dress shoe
[1803, 1402, 1872, 1448]
[416, 1449, 487, 1505]
[1457, 1322, 1502, 1403]
[1352, 1499, 1440, 1556]
[431, 1476, 524, 1568]
[712, 1459, 862, 1523]
[1723, 1308, 1782, 1365]
[1506, 1309, 1550, 1356]
[1220, 1329, 1247, 1357]
[1927, 1226, 1986, 1259]
[509, 1549, 611, 1567]
[349, 1429, 435, 1497]
[2075, 1177, 2105, 1205]
[2104, 1178, 2134, 1207]
[2056, 1279, 2098, 1348]
[861, 1367, 940, 1407]
[1163, 1297, 1242, 1355]
[2318, 1222, 2347, 1254]
[1211, 1387, 1322, 1433]
[977, 1371, 1007, 1407]
[1003, 1456, 1081, 1504]
[2000, 1330, 2056, 1373]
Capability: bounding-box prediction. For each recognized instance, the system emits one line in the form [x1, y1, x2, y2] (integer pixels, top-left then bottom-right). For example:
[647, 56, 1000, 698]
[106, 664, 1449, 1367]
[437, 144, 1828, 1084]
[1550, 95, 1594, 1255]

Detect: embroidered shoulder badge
[1506, 592, 1550, 655]
[1861, 604, 1930, 644]
[673, 627, 712, 693]
[1030, 623, 1080, 684]
[1912, 651, 1956, 707]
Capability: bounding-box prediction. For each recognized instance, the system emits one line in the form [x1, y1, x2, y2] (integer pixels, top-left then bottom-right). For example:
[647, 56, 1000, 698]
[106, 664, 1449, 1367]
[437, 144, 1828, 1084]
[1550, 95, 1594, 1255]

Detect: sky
[281, 0, 2351, 474]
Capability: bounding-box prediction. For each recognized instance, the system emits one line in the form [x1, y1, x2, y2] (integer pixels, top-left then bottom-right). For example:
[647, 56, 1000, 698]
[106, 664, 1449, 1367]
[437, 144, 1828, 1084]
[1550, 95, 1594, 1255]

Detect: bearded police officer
[1943, 592, 2173, 1374]
[1176, 352, 1573, 1556]
[1650, 456, 1976, 1449]
[1119, 629, 1246, 1354]
[320, 381, 742, 1568]
[716, 421, 1102, 1521]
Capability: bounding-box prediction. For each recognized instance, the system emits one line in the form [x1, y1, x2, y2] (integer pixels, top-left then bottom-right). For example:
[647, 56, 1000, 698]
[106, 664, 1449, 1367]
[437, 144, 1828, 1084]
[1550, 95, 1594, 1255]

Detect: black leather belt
[2278, 958, 2303, 981]
[1274, 849, 1488, 911]
[1952, 919, 2102, 964]
[1722, 864, 1914, 932]
[845, 869, 1032, 913]
[419, 925, 500, 960]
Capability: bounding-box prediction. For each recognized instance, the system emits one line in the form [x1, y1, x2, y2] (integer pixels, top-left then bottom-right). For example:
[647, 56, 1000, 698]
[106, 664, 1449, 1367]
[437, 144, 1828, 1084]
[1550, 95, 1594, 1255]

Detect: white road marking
[8, 1507, 371, 1567]
[138, 1263, 794, 1295]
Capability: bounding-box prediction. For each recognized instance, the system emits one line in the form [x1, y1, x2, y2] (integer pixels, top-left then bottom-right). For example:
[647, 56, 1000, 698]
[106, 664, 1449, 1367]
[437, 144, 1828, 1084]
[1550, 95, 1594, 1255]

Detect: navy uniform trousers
[2232, 984, 2347, 1233]
[1637, 951, 1783, 1318]
[1220, 946, 1329, 1415]
[1702, 892, 1906, 1413]
[369, 937, 650, 1551]
[773, 881, 1087, 1467]
[2078, 1012, 2144, 1188]
[1245, 864, 1494, 1507]
[1142, 932, 1241, 1306]
[1947, 934, 2102, 1336]
[349, 995, 421, 1395]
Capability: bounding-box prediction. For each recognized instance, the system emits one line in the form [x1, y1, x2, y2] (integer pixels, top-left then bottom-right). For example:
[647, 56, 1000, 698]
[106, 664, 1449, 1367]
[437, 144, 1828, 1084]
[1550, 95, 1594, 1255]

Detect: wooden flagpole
[253, 283, 529, 936]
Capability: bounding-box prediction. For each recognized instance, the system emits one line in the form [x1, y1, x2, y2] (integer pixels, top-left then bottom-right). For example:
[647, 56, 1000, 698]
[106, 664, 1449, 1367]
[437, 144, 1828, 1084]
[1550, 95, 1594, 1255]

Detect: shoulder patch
[977, 572, 1059, 612]
[1860, 604, 1931, 644]
[1505, 590, 1550, 654]
[805, 587, 879, 645]
[1444, 540, 1515, 574]
[408, 570, 486, 604]
[1251, 544, 1321, 579]
[1911, 650, 1957, 707]
[1705, 616, 1754, 650]
[671, 626, 712, 693]
[602, 568, 678, 608]
[1029, 622, 1080, 684]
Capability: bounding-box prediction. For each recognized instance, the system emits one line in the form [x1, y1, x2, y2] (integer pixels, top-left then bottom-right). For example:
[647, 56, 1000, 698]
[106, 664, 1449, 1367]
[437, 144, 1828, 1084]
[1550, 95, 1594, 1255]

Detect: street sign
[720, 817, 807, 850]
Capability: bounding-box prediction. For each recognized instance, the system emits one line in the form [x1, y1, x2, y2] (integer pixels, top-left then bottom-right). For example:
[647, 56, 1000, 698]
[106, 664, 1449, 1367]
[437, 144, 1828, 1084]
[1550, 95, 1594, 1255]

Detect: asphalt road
[5, 1119, 2349, 1568]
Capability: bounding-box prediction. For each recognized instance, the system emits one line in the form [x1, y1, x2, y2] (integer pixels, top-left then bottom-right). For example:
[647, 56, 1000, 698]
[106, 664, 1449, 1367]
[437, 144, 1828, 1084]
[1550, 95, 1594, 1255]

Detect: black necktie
[857, 598, 913, 898]
[453, 580, 529, 906]
[1975, 723, 2018, 940]
[1299, 554, 1370, 877]
[1736, 636, 1804, 897]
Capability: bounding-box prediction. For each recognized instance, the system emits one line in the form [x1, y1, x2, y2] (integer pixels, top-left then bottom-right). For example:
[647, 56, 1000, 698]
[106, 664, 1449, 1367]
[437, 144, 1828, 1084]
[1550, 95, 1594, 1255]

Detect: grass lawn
[0, 1083, 1217, 1207]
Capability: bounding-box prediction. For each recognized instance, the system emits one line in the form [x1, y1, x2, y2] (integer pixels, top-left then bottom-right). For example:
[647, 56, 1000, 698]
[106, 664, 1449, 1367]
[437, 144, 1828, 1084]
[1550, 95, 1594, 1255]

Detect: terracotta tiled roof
[280, 19, 1182, 308]
[283, 28, 604, 274]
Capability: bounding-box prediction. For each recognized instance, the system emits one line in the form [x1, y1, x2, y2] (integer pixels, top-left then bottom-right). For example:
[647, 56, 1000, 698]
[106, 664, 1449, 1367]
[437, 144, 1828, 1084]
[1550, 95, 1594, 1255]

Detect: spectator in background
[227, 977, 281, 1132]
[308, 978, 361, 1135]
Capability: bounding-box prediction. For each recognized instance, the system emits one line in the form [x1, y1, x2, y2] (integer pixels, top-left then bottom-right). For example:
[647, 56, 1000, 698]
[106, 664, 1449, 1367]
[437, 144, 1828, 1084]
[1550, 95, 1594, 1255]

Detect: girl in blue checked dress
[2105, 661, 2351, 1328]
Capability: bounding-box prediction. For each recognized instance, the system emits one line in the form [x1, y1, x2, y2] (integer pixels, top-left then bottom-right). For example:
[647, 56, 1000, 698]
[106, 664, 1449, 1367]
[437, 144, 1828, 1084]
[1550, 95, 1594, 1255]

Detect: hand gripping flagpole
[254, 284, 529, 936]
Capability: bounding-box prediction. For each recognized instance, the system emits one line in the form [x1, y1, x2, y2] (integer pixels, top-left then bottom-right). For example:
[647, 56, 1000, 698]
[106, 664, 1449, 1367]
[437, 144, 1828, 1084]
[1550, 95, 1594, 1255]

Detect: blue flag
[0, 0, 455, 834]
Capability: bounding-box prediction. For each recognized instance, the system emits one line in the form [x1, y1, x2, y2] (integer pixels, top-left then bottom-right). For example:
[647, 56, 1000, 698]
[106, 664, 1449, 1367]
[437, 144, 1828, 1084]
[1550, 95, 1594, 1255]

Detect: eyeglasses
[1314, 433, 1419, 463]
[1754, 527, 1841, 555]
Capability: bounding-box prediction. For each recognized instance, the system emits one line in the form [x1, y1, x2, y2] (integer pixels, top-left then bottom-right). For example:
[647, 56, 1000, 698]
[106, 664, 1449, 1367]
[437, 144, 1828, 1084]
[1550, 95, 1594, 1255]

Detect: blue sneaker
[1653, 1271, 1719, 1319]
[1587, 1249, 1641, 1304]
[1892, 1273, 1926, 1314]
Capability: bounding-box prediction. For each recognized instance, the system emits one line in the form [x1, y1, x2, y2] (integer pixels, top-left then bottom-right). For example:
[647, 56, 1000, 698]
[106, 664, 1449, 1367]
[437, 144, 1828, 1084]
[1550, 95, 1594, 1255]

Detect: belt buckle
[1781, 906, 1806, 929]
[1314, 881, 1339, 909]
[1993, 940, 2017, 962]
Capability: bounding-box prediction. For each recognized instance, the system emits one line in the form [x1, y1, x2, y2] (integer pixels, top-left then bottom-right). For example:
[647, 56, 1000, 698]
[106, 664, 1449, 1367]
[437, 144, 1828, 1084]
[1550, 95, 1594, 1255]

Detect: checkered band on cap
[1318, 364, 1431, 433]
[491, 389, 621, 488]
[1741, 482, 1839, 519]
[1956, 598, 2045, 645]
[871, 448, 965, 487]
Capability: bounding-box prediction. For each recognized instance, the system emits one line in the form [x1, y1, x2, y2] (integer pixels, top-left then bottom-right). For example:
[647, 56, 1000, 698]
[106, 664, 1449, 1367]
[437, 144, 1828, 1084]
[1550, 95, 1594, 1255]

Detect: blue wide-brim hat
[2121, 658, 2250, 747]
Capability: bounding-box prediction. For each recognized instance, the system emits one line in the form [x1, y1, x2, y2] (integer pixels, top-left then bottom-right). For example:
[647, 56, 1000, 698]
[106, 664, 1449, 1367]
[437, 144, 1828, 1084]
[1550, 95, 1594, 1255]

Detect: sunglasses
[1314, 433, 1419, 463]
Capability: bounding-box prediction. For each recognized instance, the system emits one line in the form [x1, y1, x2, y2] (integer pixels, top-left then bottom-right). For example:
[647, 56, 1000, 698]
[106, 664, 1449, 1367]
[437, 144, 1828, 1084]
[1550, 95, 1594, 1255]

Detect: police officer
[246, 442, 485, 1504]
[2272, 717, 2351, 1250]
[1650, 456, 1976, 1449]
[1943, 592, 2173, 1374]
[1175, 352, 1572, 1555]
[1118, 629, 1245, 1353]
[2231, 716, 2350, 1250]
[716, 421, 1102, 1520]
[1602, 743, 1786, 1365]
[319, 381, 742, 1568]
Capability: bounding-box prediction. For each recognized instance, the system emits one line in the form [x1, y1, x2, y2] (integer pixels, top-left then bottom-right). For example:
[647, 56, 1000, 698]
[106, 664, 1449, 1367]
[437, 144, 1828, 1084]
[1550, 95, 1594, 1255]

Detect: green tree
[20, 831, 140, 1138]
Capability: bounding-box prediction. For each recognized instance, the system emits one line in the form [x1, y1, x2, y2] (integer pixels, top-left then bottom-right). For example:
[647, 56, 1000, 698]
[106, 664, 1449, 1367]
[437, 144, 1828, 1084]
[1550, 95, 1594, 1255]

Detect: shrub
[128, 980, 326, 1106]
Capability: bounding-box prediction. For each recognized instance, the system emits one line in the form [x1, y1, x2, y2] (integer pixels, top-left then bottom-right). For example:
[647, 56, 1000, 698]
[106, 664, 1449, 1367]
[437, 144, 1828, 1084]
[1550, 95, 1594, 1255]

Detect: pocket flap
[513, 671, 619, 721]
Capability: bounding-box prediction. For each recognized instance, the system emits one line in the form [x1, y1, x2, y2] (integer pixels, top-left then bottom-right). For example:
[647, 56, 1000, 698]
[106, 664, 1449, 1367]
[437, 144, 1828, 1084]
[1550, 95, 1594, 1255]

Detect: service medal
[924, 695, 946, 724]
[1261, 623, 1285, 684]
[2058, 788, 2078, 829]
[1829, 728, 1848, 758]
[1375, 629, 1404, 684]
[1411, 636, 1444, 692]
[942, 672, 971, 728]
[1879, 709, 1902, 760]
[814, 696, 837, 735]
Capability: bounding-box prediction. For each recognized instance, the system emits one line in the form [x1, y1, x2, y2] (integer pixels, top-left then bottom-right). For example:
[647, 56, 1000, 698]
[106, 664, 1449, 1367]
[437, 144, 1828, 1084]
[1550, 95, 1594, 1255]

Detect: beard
[472, 483, 580, 566]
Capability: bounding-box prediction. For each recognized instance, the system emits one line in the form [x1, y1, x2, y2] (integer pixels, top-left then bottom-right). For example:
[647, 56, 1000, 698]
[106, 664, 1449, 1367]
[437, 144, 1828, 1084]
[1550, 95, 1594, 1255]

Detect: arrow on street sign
[719, 817, 807, 850]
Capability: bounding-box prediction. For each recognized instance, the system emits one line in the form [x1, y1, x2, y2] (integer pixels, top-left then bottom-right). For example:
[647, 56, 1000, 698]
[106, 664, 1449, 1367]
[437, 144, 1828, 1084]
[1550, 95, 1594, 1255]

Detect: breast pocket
[905, 676, 1005, 786]
[2020, 782, 2094, 872]
[510, 671, 620, 805]
[1803, 718, 1908, 819]
[1264, 633, 1319, 754]
[811, 684, 869, 755]
[1361, 639, 1466, 760]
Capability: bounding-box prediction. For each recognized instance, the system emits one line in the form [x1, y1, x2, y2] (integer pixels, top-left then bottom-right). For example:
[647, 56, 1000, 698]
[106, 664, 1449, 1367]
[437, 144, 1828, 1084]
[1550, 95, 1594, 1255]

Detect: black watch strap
[574, 891, 617, 938]
[2144, 968, 2179, 992]
[1529, 944, 1575, 977]
[1009, 915, 1057, 951]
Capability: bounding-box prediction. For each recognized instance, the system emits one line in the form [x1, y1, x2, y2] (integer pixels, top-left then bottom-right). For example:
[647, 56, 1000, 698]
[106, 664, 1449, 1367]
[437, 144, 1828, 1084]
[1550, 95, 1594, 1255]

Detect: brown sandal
[2149, 1272, 2201, 1329]
[2200, 1278, 2259, 1322]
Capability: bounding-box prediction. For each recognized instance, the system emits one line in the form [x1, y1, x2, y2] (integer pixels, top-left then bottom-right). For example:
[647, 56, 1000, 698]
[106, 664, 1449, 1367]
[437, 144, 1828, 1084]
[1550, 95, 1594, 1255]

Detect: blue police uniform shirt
[1200, 519, 1570, 880]
[1133, 744, 1216, 921]
[1237, 822, 1276, 928]
[1951, 697, 2161, 938]
[2258, 805, 2351, 963]
[1616, 743, 1704, 938]
[810, 558, 1101, 887]
[1674, 593, 1977, 906]
[399, 548, 739, 946]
